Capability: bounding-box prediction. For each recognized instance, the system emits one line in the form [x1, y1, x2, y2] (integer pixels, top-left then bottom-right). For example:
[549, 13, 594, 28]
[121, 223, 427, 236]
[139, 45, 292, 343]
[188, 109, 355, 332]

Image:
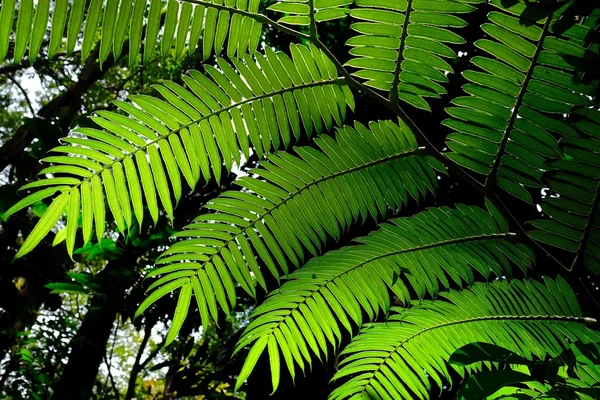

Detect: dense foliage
[0, 0, 599, 399]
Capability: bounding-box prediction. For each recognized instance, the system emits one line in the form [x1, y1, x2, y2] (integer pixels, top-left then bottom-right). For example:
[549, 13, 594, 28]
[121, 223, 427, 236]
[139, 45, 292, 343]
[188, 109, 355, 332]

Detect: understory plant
[2, 0, 600, 398]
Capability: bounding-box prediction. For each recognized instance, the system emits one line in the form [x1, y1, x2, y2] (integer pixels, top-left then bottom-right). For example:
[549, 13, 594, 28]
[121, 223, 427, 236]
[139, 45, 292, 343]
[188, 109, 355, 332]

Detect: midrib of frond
[55, 78, 344, 194]
[308, 0, 317, 39]
[572, 180, 600, 270]
[181, 145, 429, 285]
[257, 232, 515, 343]
[184, 0, 310, 39]
[183, 0, 260, 20]
[484, 14, 553, 191]
[389, 0, 413, 103]
[359, 313, 595, 396]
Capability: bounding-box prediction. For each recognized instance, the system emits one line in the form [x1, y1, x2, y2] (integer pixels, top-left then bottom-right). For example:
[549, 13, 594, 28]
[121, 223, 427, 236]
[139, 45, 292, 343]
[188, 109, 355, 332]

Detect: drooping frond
[137, 119, 443, 345]
[529, 108, 600, 274]
[345, 0, 480, 111]
[444, 0, 600, 202]
[330, 277, 599, 400]
[267, 0, 351, 26]
[4, 44, 353, 259]
[234, 203, 534, 392]
[0, 0, 263, 65]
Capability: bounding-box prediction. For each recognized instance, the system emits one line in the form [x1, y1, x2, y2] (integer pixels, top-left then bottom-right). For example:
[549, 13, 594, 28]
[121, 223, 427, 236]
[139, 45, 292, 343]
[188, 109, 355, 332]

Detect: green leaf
[134, 277, 187, 319]
[15, 192, 69, 259]
[164, 281, 192, 347]
[236, 336, 269, 391]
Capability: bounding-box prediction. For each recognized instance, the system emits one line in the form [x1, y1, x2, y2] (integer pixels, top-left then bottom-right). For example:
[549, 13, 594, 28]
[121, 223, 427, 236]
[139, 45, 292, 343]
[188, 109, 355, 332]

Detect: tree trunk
[50, 255, 139, 400]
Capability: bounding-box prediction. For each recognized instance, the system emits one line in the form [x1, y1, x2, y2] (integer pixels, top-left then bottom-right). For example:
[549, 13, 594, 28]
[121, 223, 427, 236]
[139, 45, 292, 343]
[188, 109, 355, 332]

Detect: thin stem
[571, 181, 600, 271]
[181, 0, 310, 40]
[8, 75, 35, 116]
[484, 15, 553, 191]
[125, 322, 154, 400]
[308, 0, 318, 39]
[389, 0, 413, 104]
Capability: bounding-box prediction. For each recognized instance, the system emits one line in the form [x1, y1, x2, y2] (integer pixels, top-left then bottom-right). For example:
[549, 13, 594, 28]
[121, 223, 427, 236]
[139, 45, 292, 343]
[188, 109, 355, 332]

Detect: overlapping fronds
[444, 0, 600, 203]
[0, 0, 263, 65]
[529, 108, 600, 274]
[234, 204, 534, 392]
[345, 0, 481, 111]
[330, 277, 600, 400]
[137, 119, 443, 345]
[4, 44, 353, 259]
[454, 342, 600, 400]
[267, 0, 351, 26]
[482, 365, 600, 400]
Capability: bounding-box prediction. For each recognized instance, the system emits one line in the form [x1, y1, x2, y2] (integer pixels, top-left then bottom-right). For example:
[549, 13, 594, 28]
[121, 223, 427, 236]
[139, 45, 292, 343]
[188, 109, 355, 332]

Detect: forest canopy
[0, 0, 599, 399]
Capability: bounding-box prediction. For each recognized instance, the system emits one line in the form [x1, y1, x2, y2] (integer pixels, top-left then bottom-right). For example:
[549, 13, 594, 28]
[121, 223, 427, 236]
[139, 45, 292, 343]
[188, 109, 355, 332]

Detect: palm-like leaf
[234, 203, 534, 391]
[529, 109, 600, 273]
[5, 44, 353, 259]
[330, 277, 599, 400]
[444, 0, 599, 203]
[345, 0, 480, 111]
[138, 119, 443, 344]
[0, 0, 263, 65]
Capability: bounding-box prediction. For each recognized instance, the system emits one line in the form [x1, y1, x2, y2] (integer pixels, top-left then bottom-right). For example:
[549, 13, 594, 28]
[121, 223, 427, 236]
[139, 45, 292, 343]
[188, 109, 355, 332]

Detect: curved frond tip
[5, 44, 354, 259]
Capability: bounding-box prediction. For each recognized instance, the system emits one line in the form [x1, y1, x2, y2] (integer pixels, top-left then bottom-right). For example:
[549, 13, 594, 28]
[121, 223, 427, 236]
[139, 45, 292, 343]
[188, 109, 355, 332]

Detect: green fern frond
[268, 0, 351, 26]
[529, 109, 600, 274]
[345, 0, 481, 111]
[234, 204, 534, 392]
[4, 44, 353, 259]
[330, 277, 600, 400]
[139, 119, 443, 345]
[444, 0, 600, 203]
[0, 0, 263, 65]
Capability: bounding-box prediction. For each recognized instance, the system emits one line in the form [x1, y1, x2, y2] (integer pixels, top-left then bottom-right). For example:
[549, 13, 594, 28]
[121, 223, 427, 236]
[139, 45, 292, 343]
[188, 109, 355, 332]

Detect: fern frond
[345, 0, 481, 111]
[330, 277, 600, 400]
[267, 0, 351, 26]
[140, 119, 443, 345]
[444, 0, 600, 203]
[234, 204, 534, 392]
[0, 0, 263, 65]
[4, 44, 353, 259]
[529, 109, 600, 274]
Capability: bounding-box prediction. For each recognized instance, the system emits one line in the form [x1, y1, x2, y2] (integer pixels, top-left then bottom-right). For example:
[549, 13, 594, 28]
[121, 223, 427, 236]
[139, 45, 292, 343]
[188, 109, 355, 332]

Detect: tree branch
[0, 44, 124, 173]
[124, 320, 155, 400]
[7, 75, 35, 116]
